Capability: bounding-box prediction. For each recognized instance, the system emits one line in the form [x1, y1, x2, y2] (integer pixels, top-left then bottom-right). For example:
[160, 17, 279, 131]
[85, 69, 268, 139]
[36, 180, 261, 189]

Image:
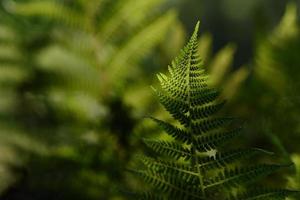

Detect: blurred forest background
[0, 0, 300, 199]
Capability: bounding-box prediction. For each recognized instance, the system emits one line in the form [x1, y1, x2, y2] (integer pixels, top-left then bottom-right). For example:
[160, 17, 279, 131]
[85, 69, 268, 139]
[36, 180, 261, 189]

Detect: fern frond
[132, 21, 295, 199]
[204, 164, 288, 189]
[11, 1, 86, 29]
[230, 188, 300, 200]
[143, 139, 192, 160]
[99, 0, 166, 39]
[149, 117, 192, 143]
[194, 127, 242, 151]
[153, 88, 189, 113]
[107, 10, 176, 82]
[190, 101, 226, 120]
[138, 191, 165, 200]
[157, 72, 188, 101]
[131, 169, 204, 199]
[190, 89, 220, 107]
[138, 155, 199, 184]
[198, 148, 274, 171]
[191, 117, 235, 134]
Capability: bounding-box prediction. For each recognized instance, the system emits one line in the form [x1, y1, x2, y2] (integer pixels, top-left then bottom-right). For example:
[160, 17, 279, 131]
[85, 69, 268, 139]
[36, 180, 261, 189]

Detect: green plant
[287, 154, 300, 200]
[131, 22, 297, 200]
[251, 2, 300, 154]
[0, 0, 179, 199]
[220, 3, 300, 160]
[197, 33, 249, 100]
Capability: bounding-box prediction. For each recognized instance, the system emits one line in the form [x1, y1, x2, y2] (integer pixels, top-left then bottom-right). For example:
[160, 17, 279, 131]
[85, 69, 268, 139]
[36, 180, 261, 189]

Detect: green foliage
[131, 22, 297, 200]
[7, 0, 177, 112]
[255, 3, 299, 93]
[0, 0, 178, 199]
[229, 2, 300, 157]
[287, 155, 300, 200]
[0, 0, 299, 199]
[197, 33, 249, 100]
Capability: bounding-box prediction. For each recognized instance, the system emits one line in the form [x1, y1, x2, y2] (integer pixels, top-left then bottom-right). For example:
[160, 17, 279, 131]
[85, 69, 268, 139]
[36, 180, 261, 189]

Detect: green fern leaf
[204, 164, 288, 189]
[198, 148, 273, 171]
[138, 191, 165, 200]
[131, 21, 296, 200]
[230, 188, 300, 200]
[191, 117, 235, 134]
[194, 127, 242, 151]
[131, 169, 203, 199]
[143, 139, 192, 160]
[190, 101, 226, 120]
[149, 117, 192, 143]
[11, 1, 86, 28]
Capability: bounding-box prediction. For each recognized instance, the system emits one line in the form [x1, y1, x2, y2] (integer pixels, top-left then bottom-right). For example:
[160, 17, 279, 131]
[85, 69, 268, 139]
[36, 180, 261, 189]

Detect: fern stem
[186, 32, 206, 198]
[191, 146, 206, 197]
[194, 149, 206, 197]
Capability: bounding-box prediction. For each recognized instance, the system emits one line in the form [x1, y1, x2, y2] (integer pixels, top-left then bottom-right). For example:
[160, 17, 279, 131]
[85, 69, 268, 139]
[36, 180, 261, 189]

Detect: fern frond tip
[194, 21, 200, 36]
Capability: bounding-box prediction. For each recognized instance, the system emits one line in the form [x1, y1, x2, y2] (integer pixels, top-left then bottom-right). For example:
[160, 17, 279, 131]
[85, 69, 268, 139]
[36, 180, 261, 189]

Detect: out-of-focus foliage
[287, 155, 300, 200]
[197, 33, 249, 100]
[232, 3, 300, 157]
[0, 0, 180, 199]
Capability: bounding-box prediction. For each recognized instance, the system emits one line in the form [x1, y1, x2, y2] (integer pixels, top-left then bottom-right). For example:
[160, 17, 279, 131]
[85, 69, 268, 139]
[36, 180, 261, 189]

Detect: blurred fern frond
[238, 2, 300, 154]
[0, 0, 178, 129]
[197, 33, 249, 100]
[6, 0, 177, 100]
[255, 2, 299, 93]
[0, 0, 179, 199]
[287, 155, 300, 200]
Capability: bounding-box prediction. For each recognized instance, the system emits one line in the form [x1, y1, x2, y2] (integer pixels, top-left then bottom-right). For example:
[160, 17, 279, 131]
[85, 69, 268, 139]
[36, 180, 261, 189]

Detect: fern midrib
[185, 26, 206, 198]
